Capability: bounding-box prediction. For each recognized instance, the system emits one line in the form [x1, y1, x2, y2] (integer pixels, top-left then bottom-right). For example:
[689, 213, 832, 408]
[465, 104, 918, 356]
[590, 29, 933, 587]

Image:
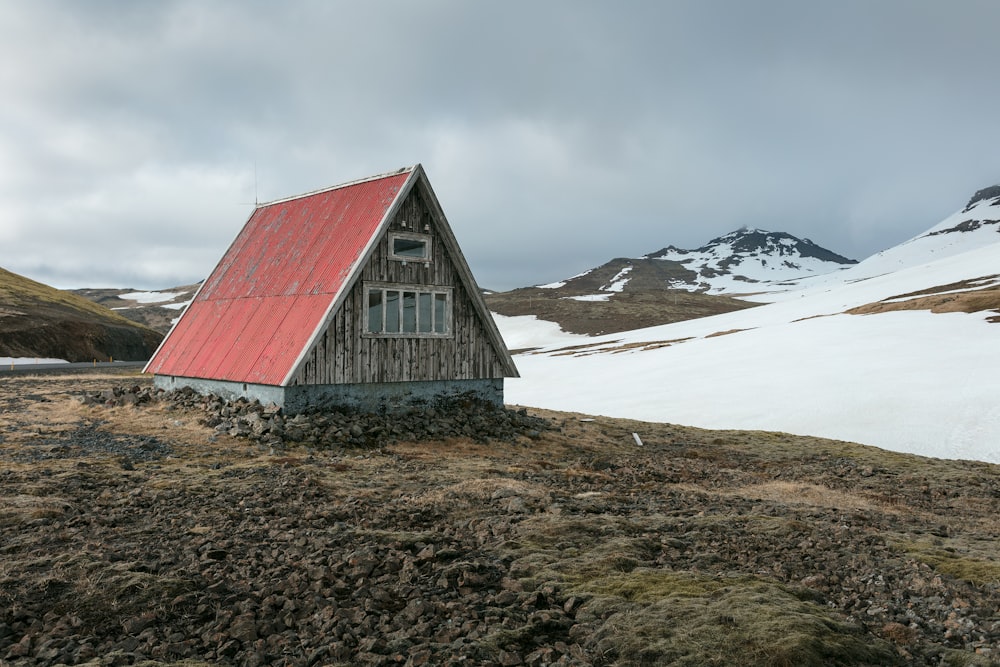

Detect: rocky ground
[0, 369, 998, 666]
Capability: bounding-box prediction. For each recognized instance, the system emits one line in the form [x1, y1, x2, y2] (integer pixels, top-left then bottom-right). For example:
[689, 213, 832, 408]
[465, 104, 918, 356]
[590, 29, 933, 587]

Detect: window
[389, 232, 431, 262]
[366, 284, 451, 336]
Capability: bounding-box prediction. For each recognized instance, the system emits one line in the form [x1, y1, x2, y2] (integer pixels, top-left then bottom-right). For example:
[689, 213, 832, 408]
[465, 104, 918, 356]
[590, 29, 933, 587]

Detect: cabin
[144, 164, 518, 413]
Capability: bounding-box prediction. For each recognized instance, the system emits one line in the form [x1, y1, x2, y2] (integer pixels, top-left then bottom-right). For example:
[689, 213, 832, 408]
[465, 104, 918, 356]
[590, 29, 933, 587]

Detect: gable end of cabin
[285, 177, 515, 412]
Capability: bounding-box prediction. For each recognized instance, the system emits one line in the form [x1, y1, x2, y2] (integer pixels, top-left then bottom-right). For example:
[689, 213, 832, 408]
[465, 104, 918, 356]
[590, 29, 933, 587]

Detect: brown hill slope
[72, 283, 199, 335]
[0, 267, 162, 361]
[485, 258, 757, 336]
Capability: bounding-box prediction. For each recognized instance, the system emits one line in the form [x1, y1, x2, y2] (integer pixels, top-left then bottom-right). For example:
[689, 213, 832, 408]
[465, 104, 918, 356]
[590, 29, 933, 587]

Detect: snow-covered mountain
[790, 185, 1000, 290]
[644, 228, 857, 295]
[533, 228, 857, 300]
[500, 187, 1000, 464]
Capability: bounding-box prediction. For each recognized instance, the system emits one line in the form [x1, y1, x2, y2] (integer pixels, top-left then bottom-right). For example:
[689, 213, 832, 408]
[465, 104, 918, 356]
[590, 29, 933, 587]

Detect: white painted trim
[257, 165, 416, 208]
[388, 231, 433, 262]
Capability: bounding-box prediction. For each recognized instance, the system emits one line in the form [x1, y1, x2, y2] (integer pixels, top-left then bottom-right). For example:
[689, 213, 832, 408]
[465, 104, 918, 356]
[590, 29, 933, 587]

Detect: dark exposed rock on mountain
[921, 185, 1000, 237]
[0, 267, 162, 362]
[642, 228, 857, 294]
[964, 184, 1000, 212]
[647, 228, 857, 267]
[926, 218, 1000, 237]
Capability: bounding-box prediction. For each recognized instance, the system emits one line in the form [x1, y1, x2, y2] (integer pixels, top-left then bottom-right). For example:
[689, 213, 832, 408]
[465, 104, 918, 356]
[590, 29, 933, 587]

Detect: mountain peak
[963, 185, 1000, 212]
[542, 229, 851, 297]
[695, 229, 857, 266]
[637, 229, 857, 295]
[912, 185, 1000, 245]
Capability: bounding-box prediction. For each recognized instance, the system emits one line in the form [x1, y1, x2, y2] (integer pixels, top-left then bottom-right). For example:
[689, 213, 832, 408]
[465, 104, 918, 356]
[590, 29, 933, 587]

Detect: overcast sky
[2, 1, 999, 291]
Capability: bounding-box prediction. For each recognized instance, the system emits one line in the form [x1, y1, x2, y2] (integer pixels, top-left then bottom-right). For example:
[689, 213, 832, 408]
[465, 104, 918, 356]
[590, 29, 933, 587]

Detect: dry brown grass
[545, 340, 623, 356]
[0, 373, 129, 431]
[706, 328, 753, 338]
[409, 477, 551, 507]
[0, 494, 74, 528]
[604, 338, 695, 353]
[847, 275, 1000, 319]
[91, 401, 233, 447]
[731, 481, 879, 510]
[876, 274, 1000, 300]
[0, 401, 82, 442]
[543, 337, 695, 357]
[485, 281, 757, 336]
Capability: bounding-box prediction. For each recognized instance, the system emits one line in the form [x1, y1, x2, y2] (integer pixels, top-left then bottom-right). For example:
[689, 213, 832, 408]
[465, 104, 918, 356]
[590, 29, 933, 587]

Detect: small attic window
[389, 232, 431, 262]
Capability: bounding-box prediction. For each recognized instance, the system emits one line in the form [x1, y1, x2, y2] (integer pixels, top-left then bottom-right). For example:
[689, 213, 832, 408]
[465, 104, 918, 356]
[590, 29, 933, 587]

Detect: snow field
[496, 211, 1000, 464]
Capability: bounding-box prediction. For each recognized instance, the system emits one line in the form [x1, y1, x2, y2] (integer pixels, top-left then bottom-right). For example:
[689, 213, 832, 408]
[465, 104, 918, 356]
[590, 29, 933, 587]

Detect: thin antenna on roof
[238, 160, 260, 208]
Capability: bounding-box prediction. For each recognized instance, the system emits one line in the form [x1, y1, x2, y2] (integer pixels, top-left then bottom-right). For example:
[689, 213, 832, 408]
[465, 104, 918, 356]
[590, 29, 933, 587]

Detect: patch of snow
[493, 313, 587, 350]
[163, 301, 191, 311]
[120, 291, 186, 304]
[537, 268, 594, 289]
[1, 357, 67, 366]
[563, 294, 612, 302]
[601, 266, 632, 292]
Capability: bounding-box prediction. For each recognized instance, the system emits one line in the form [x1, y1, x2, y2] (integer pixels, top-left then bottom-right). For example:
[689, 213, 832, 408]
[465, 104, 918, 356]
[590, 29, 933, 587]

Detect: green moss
[573, 569, 750, 601]
[576, 572, 900, 666]
[937, 649, 998, 667]
[895, 539, 1000, 585]
[353, 528, 441, 547]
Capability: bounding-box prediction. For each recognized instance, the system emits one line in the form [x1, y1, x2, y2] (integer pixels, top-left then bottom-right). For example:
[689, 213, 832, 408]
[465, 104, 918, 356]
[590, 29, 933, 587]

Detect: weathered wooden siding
[290, 186, 508, 386]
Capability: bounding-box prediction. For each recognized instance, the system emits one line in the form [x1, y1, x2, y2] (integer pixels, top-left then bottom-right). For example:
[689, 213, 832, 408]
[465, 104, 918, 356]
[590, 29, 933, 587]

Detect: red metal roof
[145, 168, 413, 385]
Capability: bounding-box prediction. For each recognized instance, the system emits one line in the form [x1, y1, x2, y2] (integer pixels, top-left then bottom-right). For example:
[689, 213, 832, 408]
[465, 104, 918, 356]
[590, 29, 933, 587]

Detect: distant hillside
[485, 227, 856, 336]
[0, 267, 162, 362]
[485, 257, 756, 336]
[72, 284, 199, 335]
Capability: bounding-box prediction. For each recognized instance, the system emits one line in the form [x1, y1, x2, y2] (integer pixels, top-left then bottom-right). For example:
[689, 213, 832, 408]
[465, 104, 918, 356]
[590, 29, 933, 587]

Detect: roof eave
[258, 165, 417, 209]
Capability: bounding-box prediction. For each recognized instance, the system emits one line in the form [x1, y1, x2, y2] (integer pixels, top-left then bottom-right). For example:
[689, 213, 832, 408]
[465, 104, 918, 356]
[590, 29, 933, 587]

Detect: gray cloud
[1, 0, 998, 290]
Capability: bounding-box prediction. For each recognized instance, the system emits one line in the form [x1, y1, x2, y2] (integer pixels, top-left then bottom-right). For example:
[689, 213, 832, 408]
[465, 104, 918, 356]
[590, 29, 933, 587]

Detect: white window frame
[363, 282, 452, 338]
[388, 231, 432, 263]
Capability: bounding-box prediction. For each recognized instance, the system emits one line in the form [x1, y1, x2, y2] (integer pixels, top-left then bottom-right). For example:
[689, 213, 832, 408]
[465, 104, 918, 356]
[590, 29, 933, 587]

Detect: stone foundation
[152, 376, 504, 414]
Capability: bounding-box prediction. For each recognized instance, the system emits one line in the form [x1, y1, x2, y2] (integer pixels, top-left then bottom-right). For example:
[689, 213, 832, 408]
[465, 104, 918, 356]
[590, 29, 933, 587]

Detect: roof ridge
[256, 165, 418, 208]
